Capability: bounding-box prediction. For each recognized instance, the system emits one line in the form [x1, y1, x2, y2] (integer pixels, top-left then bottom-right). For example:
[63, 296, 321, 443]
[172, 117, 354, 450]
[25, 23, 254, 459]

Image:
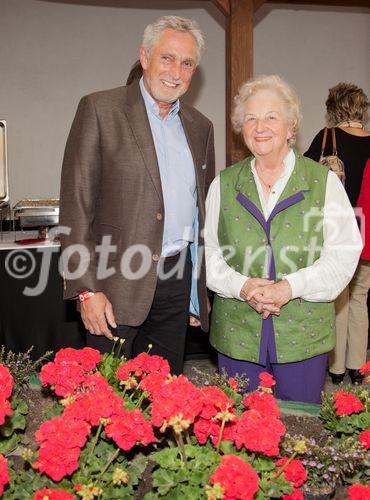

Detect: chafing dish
[0, 120, 9, 206]
[0, 120, 10, 237]
[13, 198, 59, 229]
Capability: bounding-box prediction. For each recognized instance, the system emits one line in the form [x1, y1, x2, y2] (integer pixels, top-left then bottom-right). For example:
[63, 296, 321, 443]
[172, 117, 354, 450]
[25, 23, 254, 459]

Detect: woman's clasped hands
[240, 278, 292, 319]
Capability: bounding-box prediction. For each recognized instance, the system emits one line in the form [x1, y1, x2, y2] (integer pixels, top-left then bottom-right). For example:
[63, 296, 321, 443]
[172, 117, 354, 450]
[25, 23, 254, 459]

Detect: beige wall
[0, 1, 368, 202]
[254, 3, 370, 153]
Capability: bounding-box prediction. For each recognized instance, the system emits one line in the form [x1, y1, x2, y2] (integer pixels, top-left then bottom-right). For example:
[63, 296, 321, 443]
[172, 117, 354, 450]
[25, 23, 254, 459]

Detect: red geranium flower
[139, 372, 169, 398]
[54, 347, 102, 371]
[40, 348, 105, 398]
[210, 455, 259, 499]
[229, 377, 238, 392]
[150, 375, 203, 429]
[116, 352, 170, 382]
[234, 409, 286, 457]
[35, 445, 82, 482]
[359, 429, 370, 450]
[258, 372, 276, 388]
[34, 416, 91, 481]
[275, 457, 307, 488]
[333, 391, 364, 416]
[359, 361, 370, 375]
[40, 362, 86, 397]
[0, 397, 12, 425]
[194, 412, 237, 446]
[359, 362, 370, 382]
[0, 454, 9, 496]
[348, 484, 370, 500]
[79, 371, 113, 394]
[105, 408, 157, 451]
[283, 490, 304, 500]
[63, 389, 124, 426]
[35, 416, 91, 450]
[199, 386, 234, 420]
[33, 488, 74, 499]
[242, 391, 280, 418]
[0, 365, 13, 400]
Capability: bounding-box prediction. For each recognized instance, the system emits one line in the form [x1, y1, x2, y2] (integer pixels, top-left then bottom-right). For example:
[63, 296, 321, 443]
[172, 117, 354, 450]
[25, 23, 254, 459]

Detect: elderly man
[59, 16, 215, 374]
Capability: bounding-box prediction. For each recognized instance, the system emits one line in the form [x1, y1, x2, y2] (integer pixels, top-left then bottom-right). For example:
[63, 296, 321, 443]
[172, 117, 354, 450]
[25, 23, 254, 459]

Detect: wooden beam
[267, 0, 369, 6]
[253, 0, 266, 12]
[226, 0, 254, 165]
[211, 0, 230, 16]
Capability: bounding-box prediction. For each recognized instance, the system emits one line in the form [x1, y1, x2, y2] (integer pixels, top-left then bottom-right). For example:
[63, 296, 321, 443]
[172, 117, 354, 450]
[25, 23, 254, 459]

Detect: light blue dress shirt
[139, 78, 200, 317]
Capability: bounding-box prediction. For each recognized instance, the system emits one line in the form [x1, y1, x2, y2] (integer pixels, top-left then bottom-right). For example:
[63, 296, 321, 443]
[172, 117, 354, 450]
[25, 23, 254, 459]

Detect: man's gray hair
[142, 15, 205, 65]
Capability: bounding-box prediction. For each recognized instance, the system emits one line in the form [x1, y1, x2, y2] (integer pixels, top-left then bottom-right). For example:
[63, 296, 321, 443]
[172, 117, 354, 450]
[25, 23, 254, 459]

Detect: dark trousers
[87, 249, 192, 375]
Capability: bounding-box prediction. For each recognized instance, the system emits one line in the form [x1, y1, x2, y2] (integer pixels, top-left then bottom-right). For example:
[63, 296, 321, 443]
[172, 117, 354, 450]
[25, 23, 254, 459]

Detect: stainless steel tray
[13, 199, 59, 210]
[13, 199, 59, 228]
[0, 120, 9, 203]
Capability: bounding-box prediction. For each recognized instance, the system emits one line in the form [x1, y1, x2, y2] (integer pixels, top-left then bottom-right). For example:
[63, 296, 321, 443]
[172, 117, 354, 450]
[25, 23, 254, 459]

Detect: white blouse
[205, 150, 363, 302]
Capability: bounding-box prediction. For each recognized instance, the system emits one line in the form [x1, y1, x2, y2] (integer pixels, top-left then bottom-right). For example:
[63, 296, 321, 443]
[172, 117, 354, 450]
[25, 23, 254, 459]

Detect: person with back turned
[305, 83, 370, 385]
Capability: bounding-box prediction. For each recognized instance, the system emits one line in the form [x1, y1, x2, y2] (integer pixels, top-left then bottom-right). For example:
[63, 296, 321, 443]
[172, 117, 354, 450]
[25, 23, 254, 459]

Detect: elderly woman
[305, 83, 370, 385]
[205, 75, 362, 403]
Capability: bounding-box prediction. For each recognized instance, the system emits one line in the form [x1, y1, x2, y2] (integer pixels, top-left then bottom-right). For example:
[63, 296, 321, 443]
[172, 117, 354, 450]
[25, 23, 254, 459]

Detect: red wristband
[79, 291, 95, 302]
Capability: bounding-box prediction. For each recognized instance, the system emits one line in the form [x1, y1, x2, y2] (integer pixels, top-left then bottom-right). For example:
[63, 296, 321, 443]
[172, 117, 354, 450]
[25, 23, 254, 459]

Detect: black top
[304, 127, 370, 207]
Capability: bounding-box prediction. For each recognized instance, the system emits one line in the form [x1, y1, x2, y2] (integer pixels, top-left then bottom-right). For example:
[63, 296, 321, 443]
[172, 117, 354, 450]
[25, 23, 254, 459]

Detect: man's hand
[189, 295, 211, 328]
[246, 280, 292, 310]
[80, 292, 117, 339]
[189, 315, 201, 327]
[240, 278, 280, 319]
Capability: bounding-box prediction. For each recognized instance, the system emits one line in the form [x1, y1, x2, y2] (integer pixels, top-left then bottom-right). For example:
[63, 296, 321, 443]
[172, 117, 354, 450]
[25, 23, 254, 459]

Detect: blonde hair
[325, 83, 369, 126]
[142, 16, 205, 65]
[232, 75, 302, 147]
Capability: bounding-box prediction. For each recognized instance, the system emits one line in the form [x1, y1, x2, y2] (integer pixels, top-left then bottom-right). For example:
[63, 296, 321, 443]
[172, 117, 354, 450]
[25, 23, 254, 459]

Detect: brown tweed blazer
[59, 81, 215, 330]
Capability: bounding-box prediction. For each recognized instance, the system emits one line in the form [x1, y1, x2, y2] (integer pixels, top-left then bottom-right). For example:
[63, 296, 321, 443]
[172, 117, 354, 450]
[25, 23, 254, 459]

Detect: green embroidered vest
[210, 153, 335, 364]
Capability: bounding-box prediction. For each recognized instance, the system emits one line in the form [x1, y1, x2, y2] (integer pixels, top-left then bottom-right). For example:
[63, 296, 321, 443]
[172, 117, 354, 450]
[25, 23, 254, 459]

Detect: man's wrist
[79, 291, 95, 302]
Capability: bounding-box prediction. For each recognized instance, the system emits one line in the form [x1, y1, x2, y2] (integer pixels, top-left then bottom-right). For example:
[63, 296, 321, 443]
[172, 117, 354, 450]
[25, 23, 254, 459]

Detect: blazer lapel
[179, 106, 205, 196]
[123, 82, 163, 205]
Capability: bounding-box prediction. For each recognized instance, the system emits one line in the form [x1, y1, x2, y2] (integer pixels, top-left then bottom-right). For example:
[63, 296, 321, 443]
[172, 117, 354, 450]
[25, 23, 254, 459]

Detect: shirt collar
[251, 149, 295, 179]
[139, 77, 180, 120]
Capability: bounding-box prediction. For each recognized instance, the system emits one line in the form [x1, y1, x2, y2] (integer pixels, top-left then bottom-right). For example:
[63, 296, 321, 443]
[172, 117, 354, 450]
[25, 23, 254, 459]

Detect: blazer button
[156, 213, 163, 221]
[152, 254, 160, 262]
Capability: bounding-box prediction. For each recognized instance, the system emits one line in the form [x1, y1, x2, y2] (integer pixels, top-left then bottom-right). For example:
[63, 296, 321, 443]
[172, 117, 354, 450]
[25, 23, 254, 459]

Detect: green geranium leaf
[219, 441, 235, 455]
[130, 453, 149, 474]
[259, 473, 293, 498]
[102, 480, 134, 499]
[0, 412, 26, 437]
[169, 483, 205, 499]
[12, 399, 29, 415]
[253, 457, 276, 472]
[187, 469, 210, 486]
[123, 399, 136, 411]
[192, 448, 220, 472]
[143, 493, 158, 500]
[44, 401, 63, 420]
[99, 353, 122, 383]
[151, 448, 182, 470]
[0, 433, 19, 454]
[152, 468, 177, 495]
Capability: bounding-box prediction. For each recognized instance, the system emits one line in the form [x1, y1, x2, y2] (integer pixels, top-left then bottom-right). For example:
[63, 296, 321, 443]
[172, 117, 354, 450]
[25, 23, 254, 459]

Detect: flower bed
[0, 346, 368, 499]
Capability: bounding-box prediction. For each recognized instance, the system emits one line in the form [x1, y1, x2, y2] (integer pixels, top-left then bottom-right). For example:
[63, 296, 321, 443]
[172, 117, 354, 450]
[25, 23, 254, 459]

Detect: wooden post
[225, 0, 255, 165]
[211, 0, 230, 15]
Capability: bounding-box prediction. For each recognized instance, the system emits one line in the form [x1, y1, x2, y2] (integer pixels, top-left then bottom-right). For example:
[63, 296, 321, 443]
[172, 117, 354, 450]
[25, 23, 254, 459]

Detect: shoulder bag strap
[320, 127, 328, 161]
[331, 127, 338, 155]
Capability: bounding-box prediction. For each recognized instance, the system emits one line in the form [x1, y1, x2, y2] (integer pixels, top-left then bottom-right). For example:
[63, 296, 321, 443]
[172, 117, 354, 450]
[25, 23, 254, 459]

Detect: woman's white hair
[232, 75, 302, 147]
[142, 16, 205, 65]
